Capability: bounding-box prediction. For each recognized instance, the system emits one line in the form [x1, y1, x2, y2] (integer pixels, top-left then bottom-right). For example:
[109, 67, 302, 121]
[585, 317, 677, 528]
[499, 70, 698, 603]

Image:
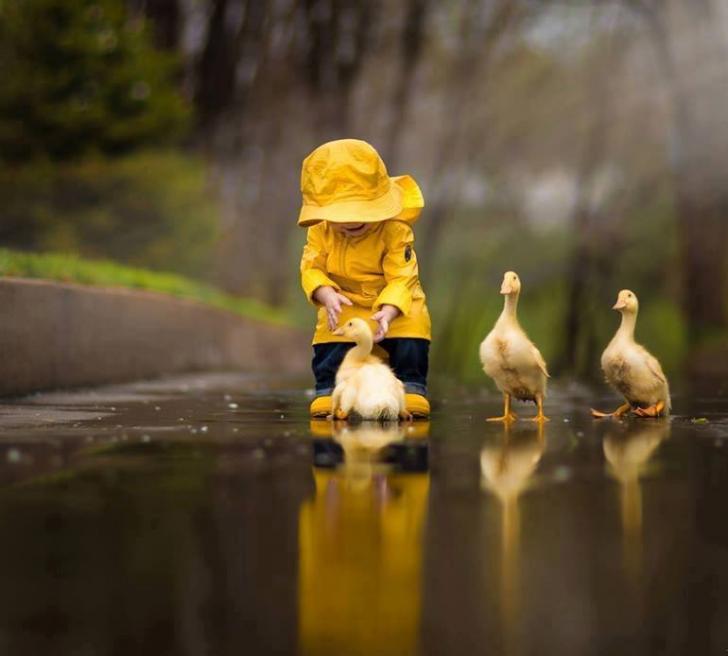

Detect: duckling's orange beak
[500, 282, 513, 294]
[332, 326, 345, 336]
[613, 299, 627, 310]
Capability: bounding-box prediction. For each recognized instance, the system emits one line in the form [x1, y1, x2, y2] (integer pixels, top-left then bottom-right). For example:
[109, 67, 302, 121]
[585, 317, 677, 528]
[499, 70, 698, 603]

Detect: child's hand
[371, 304, 401, 342]
[314, 286, 353, 331]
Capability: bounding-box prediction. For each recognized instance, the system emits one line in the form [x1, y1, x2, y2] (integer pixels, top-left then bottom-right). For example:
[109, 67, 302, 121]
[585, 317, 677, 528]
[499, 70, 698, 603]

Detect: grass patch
[0, 248, 287, 325]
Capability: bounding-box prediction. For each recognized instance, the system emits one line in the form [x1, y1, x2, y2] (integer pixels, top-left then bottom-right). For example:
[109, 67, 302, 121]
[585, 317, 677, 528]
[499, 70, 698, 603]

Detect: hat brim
[297, 175, 424, 227]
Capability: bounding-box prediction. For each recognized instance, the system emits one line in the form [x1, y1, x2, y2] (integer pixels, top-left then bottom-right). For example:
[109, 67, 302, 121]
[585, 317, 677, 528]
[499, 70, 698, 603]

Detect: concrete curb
[0, 278, 310, 396]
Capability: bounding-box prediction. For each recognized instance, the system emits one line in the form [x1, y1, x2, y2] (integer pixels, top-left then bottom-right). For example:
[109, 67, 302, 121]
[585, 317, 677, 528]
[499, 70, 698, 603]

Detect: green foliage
[637, 299, 687, 375]
[0, 151, 220, 277]
[0, 0, 190, 161]
[0, 248, 287, 325]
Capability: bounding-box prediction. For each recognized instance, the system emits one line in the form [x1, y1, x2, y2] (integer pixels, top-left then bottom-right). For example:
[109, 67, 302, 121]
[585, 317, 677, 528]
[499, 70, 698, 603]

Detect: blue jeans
[312, 338, 429, 397]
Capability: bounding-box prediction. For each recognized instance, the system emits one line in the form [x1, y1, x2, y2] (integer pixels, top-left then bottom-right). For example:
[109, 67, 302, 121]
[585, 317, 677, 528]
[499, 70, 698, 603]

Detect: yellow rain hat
[298, 139, 424, 227]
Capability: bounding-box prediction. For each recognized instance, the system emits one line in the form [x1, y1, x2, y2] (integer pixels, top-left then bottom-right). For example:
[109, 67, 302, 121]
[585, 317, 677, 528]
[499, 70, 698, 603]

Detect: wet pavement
[0, 372, 727, 655]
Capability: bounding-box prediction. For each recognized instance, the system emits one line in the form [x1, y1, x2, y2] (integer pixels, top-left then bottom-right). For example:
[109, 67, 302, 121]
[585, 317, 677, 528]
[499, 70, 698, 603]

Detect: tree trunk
[195, 0, 268, 131]
[137, 0, 180, 50]
[383, 0, 430, 169]
[417, 0, 520, 272]
[302, 0, 377, 137]
[634, 0, 728, 340]
[556, 6, 625, 376]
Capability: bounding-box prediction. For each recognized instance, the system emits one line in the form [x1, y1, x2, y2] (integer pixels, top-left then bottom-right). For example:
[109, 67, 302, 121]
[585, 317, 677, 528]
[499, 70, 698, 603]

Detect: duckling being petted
[479, 271, 550, 423]
[592, 290, 671, 419]
[331, 318, 410, 422]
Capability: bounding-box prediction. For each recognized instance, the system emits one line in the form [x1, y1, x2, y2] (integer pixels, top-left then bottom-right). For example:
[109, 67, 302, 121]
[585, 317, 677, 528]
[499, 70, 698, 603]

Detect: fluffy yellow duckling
[479, 271, 550, 422]
[592, 290, 671, 419]
[331, 318, 410, 421]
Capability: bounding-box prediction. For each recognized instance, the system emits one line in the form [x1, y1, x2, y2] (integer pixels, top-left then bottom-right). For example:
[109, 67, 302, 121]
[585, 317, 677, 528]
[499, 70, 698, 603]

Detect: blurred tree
[418, 0, 524, 268]
[383, 0, 430, 169]
[0, 0, 190, 162]
[557, 10, 624, 377]
[195, 0, 375, 136]
[195, 0, 268, 130]
[301, 0, 376, 135]
[133, 0, 181, 50]
[628, 0, 728, 341]
[192, 0, 380, 300]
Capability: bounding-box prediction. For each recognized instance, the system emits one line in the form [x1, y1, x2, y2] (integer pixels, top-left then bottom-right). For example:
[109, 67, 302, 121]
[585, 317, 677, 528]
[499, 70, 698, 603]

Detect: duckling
[331, 318, 410, 421]
[591, 290, 671, 419]
[479, 271, 550, 423]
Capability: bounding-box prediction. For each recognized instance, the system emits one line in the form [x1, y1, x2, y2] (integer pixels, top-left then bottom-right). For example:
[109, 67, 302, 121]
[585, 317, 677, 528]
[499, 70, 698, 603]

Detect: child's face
[331, 222, 372, 237]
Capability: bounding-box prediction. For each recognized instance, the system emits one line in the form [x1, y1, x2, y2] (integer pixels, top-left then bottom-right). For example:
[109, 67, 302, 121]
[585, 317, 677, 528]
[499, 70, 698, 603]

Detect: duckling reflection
[333, 422, 405, 495]
[299, 422, 430, 655]
[480, 423, 545, 654]
[603, 419, 669, 582]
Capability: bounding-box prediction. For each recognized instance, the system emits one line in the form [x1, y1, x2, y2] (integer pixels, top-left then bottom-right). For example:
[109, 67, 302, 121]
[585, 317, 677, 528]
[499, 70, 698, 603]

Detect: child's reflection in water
[299, 422, 430, 656]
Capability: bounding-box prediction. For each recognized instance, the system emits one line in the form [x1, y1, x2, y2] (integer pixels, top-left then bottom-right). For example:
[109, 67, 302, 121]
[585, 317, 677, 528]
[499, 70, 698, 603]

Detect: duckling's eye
[347, 321, 352, 327]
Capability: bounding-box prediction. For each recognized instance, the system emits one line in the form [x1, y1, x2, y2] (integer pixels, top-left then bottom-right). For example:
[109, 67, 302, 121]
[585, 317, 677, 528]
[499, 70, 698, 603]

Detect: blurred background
[2, 0, 727, 385]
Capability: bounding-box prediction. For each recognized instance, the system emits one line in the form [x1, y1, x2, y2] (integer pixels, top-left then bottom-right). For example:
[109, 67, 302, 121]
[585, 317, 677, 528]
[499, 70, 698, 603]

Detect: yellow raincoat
[300, 218, 431, 344]
[297, 139, 431, 345]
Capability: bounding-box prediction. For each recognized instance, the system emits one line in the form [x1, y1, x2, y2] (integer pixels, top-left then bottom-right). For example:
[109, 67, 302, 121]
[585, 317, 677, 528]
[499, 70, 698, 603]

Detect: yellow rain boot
[310, 395, 332, 418]
[405, 393, 430, 419]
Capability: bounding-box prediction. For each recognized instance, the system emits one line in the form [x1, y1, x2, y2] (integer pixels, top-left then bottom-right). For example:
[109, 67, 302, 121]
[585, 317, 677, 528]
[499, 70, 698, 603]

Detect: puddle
[0, 373, 727, 655]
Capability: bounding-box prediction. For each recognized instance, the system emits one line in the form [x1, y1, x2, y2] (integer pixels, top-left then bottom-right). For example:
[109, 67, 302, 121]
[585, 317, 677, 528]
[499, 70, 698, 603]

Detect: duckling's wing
[532, 344, 550, 378]
[641, 348, 667, 385]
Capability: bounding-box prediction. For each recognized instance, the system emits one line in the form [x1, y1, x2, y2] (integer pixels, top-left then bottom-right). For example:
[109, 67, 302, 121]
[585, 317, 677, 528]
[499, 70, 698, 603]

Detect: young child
[298, 139, 431, 418]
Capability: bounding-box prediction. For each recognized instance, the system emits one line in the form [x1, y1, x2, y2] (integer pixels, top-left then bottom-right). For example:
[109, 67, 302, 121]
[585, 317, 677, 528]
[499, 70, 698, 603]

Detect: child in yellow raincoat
[299, 139, 431, 418]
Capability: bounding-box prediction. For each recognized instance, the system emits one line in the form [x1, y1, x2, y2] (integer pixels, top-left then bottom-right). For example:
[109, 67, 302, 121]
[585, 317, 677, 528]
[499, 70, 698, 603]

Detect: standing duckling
[479, 271, 550, 423]
[592, 290, 671, 418]
[331, 318, 411, 421]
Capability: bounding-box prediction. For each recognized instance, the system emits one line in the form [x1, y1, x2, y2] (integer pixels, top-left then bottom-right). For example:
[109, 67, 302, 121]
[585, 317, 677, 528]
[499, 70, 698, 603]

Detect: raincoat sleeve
[374, 221, 419, 316]
[300, 225, 339, 304]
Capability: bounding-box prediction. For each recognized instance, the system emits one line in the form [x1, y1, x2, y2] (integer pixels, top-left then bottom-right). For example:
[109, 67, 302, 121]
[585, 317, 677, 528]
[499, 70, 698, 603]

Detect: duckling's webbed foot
[590, 402, 631, 419]
[487, 413, 518, 423]
[488, 393, 518, 423]
[590, 409, 611, 418]
[334, 408, 349, 421]
[530, 394, 549, 422]
[632, 400, 665, 418]
[399, 410, 413, 422]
